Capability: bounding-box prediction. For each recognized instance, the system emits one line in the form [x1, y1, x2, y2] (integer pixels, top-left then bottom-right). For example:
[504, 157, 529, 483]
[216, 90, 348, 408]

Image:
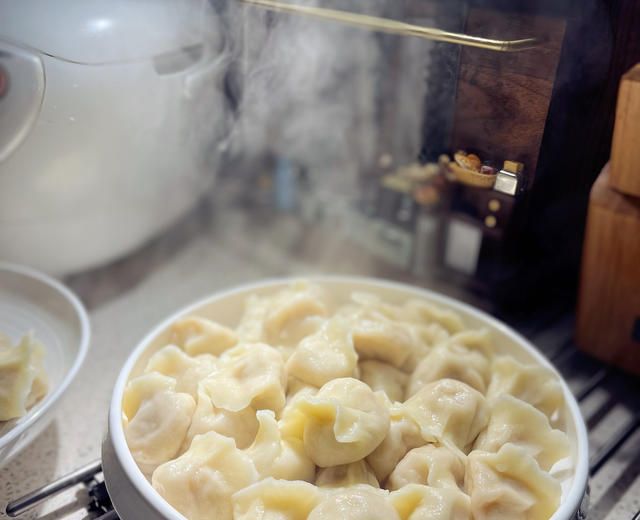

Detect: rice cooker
[0, 0, 232, 275]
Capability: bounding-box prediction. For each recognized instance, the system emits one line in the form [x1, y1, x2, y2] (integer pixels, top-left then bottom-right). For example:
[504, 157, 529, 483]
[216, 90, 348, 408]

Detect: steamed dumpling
[465, 444, 561, 520]
[185, 384, 258, 450]
[245, 410, 315, 482]
[350, 315, 414, 368]
[387, 444, 465, 491]
[473, 394, 569, 471]
[316, 460, 380, 488]
[232, 478, 322, 520]
[199, 343, 286, 413]
[403, 379, 488, 455]
[487, 356, 564, 421]
[263, 282, 329, 340]
[359, 360, 408, 403]
[292, 378, 390, 467]
[308, 487, 400, 520]
[286, 318, 358, 387]
[0, 332, 48, 421]
[144, 345, 216, 398]
[366, 395, 424, 483]
[123, 373, 196, 475]
[403, 299, 465, 334]
[389, 483, 471, 520]
[152, 431, 258, 520]
[171, 316, 237, 356]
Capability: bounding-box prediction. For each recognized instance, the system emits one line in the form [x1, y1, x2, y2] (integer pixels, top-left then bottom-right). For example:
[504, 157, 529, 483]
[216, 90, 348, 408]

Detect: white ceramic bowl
[103, 277, 589, 520]
[0, 262, 90, 465]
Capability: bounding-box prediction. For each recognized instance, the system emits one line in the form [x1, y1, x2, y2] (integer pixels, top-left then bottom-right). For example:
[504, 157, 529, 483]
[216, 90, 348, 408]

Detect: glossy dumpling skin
[487, 356, 564, 421]
[403, 299, 465, 334]
[403, 379, 488, 455]
[199, 343, 286, 413]
[152, 431, 258, 520]
[286, 318, 358, 388]
[232, 478, 322, 520]
[465, 444, 561, 520]
[123, 373, 196, 475]
[387, 444, 465, 491]
[263, 282, 329, 341]
[308, 486, 400, 520]
[350, 313, 414, 368]
[185, 384, 259, 450]
[473, 394, 569, 471]
[171, 316, 237, 356]
[359, 360, 408, 403]
[0, 332, 48, 421]
[245, 410, 316, 482]
[366, 396, 424, 483]
[291, 377, 390, 467]
[316, 460, 380, 488]
[144, 345, 216, 399]
[389, 483, 471, 520]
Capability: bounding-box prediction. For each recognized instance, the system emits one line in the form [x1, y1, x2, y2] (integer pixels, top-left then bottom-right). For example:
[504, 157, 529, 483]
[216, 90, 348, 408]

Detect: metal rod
[575, 367, 611, 402]
[589, 414, 640, 475]
[238, 0, 540, 52]
[5, 459, 102, 517]
[95, 510, 119, 520]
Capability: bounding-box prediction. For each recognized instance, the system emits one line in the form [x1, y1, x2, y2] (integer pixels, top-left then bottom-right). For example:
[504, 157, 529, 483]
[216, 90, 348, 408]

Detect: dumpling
[185, 384, 258, 450]
[487, 356, 564, 421]
[473, 394, 569, 471]
[171, 316, 237, 355]
[286, 318, 358, 387]
[232, 478, 322, 520]
[349, 291, 404, 321]
[0, 332, 48, 421]
[387, 444, 465, 491]
[200, 343, 286, 413]
[152, 431, 258, 520]
[245, 410, 316, 482]
[292, 378, 390, 467]
[366, 397, 424, 483]
[316, 460, 380, 488]
[236, 294, 270, 343]
[144, 345, 216, 398]
[401, 323, 450, 373]
[308, 487, 400, 520]
[350, 315, 414, 368]
[403, 379, 488, 455]
[389, 483, 471, 520]
[465, 444, 561, 520]
[263, 282, 329, 340]
[446, 329, 493, 359]
[123, 373, 196, 475]
[403, 299, 465, 334]
[359, 360, 408, 403]
[406, 343, 490, 398]
[286, 377, 318, 402]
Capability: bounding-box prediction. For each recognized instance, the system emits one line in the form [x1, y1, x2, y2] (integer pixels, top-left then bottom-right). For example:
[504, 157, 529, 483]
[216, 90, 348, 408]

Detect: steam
[216, 1, 434, 193]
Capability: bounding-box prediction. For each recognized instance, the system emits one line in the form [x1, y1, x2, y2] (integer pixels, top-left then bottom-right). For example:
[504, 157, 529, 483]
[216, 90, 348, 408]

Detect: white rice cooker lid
[0, 0, 218, 64]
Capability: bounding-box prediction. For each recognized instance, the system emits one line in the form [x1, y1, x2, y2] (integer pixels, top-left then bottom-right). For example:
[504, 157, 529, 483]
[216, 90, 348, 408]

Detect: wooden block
[450, 9, 566, 183]
[575, 163, 640, 374]
[610, 63, 640, 196]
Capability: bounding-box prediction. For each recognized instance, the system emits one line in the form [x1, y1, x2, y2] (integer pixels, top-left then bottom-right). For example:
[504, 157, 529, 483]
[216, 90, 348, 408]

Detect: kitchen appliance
[576, 63, 640, 375]
[0, 0, 231, 275]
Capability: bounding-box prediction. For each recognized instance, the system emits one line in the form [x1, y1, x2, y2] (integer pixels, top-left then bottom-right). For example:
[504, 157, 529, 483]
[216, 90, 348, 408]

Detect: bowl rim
[108, 275, 589, 520]
[0, 261, 91, 452]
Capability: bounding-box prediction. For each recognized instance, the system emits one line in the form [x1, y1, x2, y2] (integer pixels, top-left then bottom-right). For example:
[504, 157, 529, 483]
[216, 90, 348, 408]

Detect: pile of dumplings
[122, 282, 572, 520]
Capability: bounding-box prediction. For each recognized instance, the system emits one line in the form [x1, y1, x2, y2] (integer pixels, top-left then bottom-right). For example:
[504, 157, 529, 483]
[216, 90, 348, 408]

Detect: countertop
[1, 191, 639, 520]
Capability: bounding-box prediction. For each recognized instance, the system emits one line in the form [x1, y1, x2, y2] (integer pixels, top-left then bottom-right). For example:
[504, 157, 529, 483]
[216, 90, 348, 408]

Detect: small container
[493, 160, 524, 196]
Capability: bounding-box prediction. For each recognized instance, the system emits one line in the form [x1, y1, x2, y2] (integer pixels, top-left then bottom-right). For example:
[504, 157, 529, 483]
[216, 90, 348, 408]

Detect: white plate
[0, 262, 90, 465]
